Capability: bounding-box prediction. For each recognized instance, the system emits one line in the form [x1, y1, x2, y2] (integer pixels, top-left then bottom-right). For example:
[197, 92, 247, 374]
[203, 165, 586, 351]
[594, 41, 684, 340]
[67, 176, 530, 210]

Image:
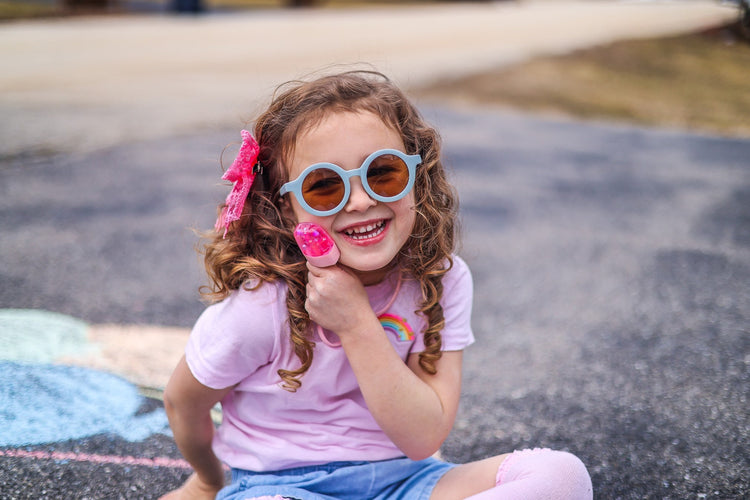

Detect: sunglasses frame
[279, 149, 422, 216]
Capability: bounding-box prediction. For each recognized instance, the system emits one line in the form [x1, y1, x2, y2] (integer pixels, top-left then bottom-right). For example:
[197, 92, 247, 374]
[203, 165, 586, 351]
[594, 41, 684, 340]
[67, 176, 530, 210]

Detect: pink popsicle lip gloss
[294, 222, 340, 267]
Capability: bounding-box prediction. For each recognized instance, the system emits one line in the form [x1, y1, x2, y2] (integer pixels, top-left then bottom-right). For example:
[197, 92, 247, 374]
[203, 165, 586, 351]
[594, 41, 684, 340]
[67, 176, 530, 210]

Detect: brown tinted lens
[366, 155, 409, 198]
[301, 167, 346, 212]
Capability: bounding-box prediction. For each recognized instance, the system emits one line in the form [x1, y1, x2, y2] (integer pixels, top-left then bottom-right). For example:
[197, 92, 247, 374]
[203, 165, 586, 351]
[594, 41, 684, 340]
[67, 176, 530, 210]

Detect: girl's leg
[430, 455, 509, 499]
[431, 449, 592, 500]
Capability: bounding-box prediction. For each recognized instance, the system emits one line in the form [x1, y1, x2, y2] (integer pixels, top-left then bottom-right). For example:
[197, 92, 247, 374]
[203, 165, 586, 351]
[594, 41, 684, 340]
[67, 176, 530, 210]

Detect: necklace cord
[315, 271, 403, 348]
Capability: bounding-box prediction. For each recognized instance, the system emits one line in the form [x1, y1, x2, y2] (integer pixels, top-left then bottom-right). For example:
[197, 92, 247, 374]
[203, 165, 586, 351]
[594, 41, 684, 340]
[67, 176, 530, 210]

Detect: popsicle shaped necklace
[293, 222, 340, 267]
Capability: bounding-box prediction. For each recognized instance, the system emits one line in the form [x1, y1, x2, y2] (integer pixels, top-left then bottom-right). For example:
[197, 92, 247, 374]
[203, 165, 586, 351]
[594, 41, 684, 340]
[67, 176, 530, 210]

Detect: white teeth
[345, 221, 385, 239]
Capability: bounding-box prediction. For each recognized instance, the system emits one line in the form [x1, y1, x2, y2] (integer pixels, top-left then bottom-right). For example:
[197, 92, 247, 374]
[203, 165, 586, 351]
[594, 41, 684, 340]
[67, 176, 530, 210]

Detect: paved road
[1, 1, 748, 498]
[2, 106, 748, 498]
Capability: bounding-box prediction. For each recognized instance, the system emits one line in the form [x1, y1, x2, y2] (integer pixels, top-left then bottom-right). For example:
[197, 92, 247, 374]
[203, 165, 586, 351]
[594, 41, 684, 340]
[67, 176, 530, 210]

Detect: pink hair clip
[215, 130, 261, 238]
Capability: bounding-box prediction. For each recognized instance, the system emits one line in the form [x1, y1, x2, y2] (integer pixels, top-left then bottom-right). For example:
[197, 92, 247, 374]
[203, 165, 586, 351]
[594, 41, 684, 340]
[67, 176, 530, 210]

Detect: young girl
[161, 71, 592, 500]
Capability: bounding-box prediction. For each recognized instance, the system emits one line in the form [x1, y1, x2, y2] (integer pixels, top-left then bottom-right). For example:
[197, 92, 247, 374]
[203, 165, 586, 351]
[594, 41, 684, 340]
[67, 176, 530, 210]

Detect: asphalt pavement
[1, 1, 748, 499]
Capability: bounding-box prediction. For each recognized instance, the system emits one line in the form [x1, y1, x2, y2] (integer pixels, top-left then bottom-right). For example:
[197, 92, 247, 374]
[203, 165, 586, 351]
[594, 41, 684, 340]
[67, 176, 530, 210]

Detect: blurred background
[4, 0, 510, 18]
[1, 1, 749, 498]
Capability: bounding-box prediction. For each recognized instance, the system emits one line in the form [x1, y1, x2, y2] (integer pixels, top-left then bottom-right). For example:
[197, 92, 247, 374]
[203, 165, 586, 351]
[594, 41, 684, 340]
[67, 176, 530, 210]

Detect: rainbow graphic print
[378, 313, 414, 342]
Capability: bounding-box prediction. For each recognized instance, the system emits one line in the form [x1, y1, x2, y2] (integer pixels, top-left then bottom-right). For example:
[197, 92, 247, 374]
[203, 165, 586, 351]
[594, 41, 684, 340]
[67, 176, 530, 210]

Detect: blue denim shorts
[216, 456, 456, 500]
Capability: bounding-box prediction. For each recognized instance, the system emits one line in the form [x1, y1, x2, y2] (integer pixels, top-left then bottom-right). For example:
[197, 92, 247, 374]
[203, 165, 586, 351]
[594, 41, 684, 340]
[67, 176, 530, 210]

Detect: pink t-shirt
[185, 255, 475, 472]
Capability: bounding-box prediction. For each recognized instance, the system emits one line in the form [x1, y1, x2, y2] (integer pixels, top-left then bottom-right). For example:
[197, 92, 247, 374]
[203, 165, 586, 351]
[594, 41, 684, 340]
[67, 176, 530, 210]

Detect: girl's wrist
[195, 467, 225, 492]
[183, 449, 224, 489]
[182, 471, 224, 498]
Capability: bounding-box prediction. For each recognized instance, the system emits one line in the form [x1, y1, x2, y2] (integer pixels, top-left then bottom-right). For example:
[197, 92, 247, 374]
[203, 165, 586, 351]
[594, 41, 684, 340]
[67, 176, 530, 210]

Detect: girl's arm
[160, 355, 233, 499]
[305, 264, 463, 460]
[344, 328, 463, 460]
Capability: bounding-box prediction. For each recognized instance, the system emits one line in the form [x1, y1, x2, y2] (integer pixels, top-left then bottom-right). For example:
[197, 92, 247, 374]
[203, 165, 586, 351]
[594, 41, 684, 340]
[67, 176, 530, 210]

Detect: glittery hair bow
[215, 130, 261, 238]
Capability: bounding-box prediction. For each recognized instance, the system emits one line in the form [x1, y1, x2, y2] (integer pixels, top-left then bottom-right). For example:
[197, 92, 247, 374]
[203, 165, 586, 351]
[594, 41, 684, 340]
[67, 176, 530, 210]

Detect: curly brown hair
[201, 70, 458, 391]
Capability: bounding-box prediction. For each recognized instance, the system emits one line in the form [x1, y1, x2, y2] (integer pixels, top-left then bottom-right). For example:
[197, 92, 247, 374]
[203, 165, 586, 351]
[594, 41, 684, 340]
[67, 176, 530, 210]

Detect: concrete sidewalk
[0, 1, 737, 156]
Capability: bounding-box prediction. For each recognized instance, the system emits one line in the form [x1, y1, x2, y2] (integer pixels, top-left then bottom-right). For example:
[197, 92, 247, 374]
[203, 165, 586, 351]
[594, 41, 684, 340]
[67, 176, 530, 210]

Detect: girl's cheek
[286, 205, 338, 243]
[284, 197, 317, 226]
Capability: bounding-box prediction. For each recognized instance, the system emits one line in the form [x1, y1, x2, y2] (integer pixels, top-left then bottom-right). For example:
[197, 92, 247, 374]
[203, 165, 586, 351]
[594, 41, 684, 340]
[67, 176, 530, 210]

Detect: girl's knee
[498, 448, 592, 499]
[546, 450, 592, 496]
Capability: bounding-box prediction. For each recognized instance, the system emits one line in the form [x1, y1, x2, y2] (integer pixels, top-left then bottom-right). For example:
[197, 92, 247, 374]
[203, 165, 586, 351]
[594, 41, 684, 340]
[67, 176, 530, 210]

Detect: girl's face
[284, 111, 416, 285]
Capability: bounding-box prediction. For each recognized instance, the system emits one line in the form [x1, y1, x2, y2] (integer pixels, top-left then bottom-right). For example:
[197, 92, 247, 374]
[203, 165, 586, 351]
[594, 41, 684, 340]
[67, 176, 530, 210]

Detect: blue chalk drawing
[0, 309, 171, 446]
[0, 361, 171, 446]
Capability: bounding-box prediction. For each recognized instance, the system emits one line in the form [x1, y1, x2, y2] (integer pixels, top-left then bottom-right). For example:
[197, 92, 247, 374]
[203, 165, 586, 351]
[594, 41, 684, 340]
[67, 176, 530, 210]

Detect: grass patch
[0, 1, 61, 20]
[415, 24, 750, 138]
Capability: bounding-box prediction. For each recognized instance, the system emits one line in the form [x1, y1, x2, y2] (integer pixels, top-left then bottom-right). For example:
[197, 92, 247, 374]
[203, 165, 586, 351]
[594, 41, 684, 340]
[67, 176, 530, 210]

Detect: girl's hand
[305, 263, 376, 336]
[158, 472, 222, 500]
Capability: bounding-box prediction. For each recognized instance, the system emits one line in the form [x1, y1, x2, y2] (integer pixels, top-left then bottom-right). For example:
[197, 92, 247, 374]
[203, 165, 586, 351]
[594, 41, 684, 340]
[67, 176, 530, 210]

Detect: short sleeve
[185, 282, 283, 389]
[409, 255, 475, 353]
[439, 255, 475, 351]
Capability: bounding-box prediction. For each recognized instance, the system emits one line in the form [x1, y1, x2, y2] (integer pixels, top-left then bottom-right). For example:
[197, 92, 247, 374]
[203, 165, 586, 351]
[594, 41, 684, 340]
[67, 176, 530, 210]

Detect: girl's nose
[344, 178, 377, 213]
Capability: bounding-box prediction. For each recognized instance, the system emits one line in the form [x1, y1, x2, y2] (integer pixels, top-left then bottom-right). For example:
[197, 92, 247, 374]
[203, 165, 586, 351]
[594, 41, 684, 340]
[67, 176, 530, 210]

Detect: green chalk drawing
[0, 309, 96, 363]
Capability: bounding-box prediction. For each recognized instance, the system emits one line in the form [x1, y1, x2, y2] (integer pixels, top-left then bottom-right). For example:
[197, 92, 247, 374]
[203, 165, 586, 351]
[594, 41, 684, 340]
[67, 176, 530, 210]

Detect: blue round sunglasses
[279, 149, 422, 216]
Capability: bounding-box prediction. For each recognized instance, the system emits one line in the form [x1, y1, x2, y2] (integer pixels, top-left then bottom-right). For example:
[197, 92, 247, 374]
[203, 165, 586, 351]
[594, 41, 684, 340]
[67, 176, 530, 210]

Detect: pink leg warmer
[466, 448, 593, 500]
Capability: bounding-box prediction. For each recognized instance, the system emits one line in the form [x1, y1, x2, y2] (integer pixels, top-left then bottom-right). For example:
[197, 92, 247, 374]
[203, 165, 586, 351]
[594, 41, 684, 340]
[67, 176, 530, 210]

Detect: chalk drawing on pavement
[0, 448, 191, 469]
[0, 361, 171, 446]
[0, 309, 96, 364]
[0, 309, 180, 466]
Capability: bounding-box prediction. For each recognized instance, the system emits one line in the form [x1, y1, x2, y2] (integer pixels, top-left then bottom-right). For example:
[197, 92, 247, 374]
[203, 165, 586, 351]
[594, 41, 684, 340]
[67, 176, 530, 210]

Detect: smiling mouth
[343, 220, 387, 241]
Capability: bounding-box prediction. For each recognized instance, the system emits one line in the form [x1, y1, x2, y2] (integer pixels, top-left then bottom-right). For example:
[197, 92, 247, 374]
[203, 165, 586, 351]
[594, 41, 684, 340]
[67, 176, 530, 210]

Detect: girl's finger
[306, 261, 325, 276]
